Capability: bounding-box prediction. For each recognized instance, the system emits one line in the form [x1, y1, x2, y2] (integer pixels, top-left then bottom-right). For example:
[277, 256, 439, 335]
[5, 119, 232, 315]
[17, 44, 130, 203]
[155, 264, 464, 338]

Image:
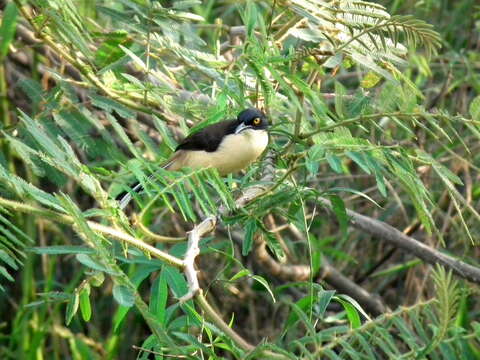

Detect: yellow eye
[253, 117, 261, 126]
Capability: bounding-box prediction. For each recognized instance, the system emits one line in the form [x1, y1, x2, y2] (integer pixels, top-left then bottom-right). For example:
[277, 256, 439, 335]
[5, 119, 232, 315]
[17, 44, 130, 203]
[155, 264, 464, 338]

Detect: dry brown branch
[253, 233, 387, 316]
[318, 198, 480, 284]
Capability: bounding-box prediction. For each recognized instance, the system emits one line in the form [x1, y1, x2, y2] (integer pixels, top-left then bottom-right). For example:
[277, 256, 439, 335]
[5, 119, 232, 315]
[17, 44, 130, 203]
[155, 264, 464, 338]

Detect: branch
[195, 291, 289, 359]
[195, 290, 254, 352]
[318, 198, 480, 284]
[253, 233, 387, 316]
[0, 197, 184, 268]
[179, 216, 216, 302]
[178, 154, 276, 298]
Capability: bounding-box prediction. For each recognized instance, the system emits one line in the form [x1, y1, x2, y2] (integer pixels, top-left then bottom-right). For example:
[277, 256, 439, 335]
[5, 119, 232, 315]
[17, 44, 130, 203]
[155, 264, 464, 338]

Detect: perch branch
[318, 198, 480, 284]
[179, 154, 276, 298]
[179, 216, 216, 302]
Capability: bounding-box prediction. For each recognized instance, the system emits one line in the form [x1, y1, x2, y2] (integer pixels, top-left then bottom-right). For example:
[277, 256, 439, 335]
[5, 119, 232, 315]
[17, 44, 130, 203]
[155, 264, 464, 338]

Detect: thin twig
[300, 111, 424, 139]
[194, 291, 289, 359]
[195, 290, 254, 351]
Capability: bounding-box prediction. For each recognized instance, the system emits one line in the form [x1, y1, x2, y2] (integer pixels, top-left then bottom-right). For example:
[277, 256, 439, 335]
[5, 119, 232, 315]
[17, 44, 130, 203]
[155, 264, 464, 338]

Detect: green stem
[195, 291, 290, 359]
[0, 63, 9, 128]
[0, 62, 14, 174]
[300, 111, 423, 139]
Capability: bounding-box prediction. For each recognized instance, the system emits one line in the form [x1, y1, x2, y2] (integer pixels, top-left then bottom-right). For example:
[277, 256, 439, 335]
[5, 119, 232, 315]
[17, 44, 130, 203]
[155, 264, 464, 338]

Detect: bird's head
[235, 108, 268, 134]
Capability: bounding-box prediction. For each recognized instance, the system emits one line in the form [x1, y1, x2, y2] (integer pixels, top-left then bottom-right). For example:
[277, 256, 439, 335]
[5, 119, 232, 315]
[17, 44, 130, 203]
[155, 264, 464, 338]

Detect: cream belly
[168, 129, 268, 175]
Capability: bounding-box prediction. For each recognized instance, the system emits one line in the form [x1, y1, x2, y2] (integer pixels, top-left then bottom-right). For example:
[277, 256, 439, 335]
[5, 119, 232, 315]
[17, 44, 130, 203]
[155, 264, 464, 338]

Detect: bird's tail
[118, 180, 146, 209]
[117, 159, 175, 209]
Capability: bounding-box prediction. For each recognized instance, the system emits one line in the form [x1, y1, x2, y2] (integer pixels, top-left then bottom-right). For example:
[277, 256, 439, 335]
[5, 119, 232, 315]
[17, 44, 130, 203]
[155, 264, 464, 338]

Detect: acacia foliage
[0, 0, 479, 359]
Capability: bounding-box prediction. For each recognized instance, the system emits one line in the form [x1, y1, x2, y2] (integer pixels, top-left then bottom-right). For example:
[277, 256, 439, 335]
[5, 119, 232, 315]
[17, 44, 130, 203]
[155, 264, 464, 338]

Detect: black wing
[118, 119, 239, 208]
[176, 119, 239, 152]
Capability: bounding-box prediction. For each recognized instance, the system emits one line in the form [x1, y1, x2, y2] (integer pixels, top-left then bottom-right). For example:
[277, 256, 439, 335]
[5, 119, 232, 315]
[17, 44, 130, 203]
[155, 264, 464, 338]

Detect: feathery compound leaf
[0, 2, 18, 59]
[4, 0, 478, 357]
[137, 167, 233, 222]
[416, 266, 461, 357]
[287, 0, 441, 79]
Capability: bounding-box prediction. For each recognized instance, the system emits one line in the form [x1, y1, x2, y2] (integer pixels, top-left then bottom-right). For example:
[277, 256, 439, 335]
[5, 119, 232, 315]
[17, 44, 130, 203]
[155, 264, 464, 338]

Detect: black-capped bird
[119, 108, 269, 208]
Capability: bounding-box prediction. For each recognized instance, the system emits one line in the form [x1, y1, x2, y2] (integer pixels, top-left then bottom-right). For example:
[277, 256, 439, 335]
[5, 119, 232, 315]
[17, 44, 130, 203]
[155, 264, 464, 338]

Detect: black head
[235, 108, 268, 134]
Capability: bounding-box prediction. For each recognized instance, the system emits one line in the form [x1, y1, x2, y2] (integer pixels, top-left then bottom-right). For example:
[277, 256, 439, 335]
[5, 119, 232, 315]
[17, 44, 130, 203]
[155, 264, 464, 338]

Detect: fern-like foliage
[0, 207, 33, 291]
[2, 0, 479, 358]
[282, 266, 472, 359]
[286, 0, 441, 77]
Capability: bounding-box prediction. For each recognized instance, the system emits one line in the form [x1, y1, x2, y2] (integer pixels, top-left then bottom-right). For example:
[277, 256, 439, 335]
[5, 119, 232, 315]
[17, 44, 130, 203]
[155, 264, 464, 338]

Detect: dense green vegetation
[0, 0, 479, 358]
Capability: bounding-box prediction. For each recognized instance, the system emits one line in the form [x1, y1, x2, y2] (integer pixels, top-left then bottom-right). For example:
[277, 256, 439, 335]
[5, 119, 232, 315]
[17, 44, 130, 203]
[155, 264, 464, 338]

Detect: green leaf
[245, 1, 258, 37]
[335, 297, 361, 329]
[317, 290, 336, 319]
[361, 71, 382, 89]
[163, 266, 188, 299]
[79, 286, 92, 321]
[346, 151, 371, 174]
[29, 246, 94, 255]
[306, 145, 324, 174]
[0, 249, 18, 270]
[307, 144, 325, 162]
[90, 272, 105, 287]
[112, 264, 159, 331]
[150, 268, 168, 325]
[264, 230, 286, 260]
[375, 173, 387, 197]
[0, 2, 18, 59]
[76, 254, 120, 275]
[329, 194, 348, 236]
[334, 82, 346, 119]
[90, 94, 135, 119]
[18, 79, 44, 106]
[229, 269, 251, 282]
[252, 275, 276, 303]
[119, 44, 147, 70]
[153, 115, 177, 151]
[286, 294, 316, 329]
[65, 291, 80, 325]
[335, 294, 371, 328]
[326, 153, 343, 173]
[95, 31, 132, 68]
[0, 163, 64, 211]
[371, 259, 422, 278]
[328, 187, 382, 208]
[172, 1, 201, 10]
[469, 96, 480, 121]
[0, 266, 14, 282]
[242, 218, 257, 256]
[112, 284, 135, 307]
[170, 11, 204, 22]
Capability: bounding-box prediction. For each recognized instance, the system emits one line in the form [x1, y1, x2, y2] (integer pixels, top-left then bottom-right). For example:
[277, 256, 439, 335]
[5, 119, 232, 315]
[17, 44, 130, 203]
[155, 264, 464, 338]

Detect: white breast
[170, 129, 268, 175]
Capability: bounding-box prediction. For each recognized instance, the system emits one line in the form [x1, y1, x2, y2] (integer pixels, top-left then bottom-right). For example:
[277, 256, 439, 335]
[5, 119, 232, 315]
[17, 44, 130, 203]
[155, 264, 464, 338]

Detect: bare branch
[179, 216, 216, 302]
[253, 233, 387, 316]
[319, 198, 480, 284]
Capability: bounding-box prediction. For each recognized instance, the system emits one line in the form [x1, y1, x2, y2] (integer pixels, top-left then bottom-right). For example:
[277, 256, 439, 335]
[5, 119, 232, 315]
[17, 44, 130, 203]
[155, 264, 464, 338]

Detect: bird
[119, 108, 269, 209]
